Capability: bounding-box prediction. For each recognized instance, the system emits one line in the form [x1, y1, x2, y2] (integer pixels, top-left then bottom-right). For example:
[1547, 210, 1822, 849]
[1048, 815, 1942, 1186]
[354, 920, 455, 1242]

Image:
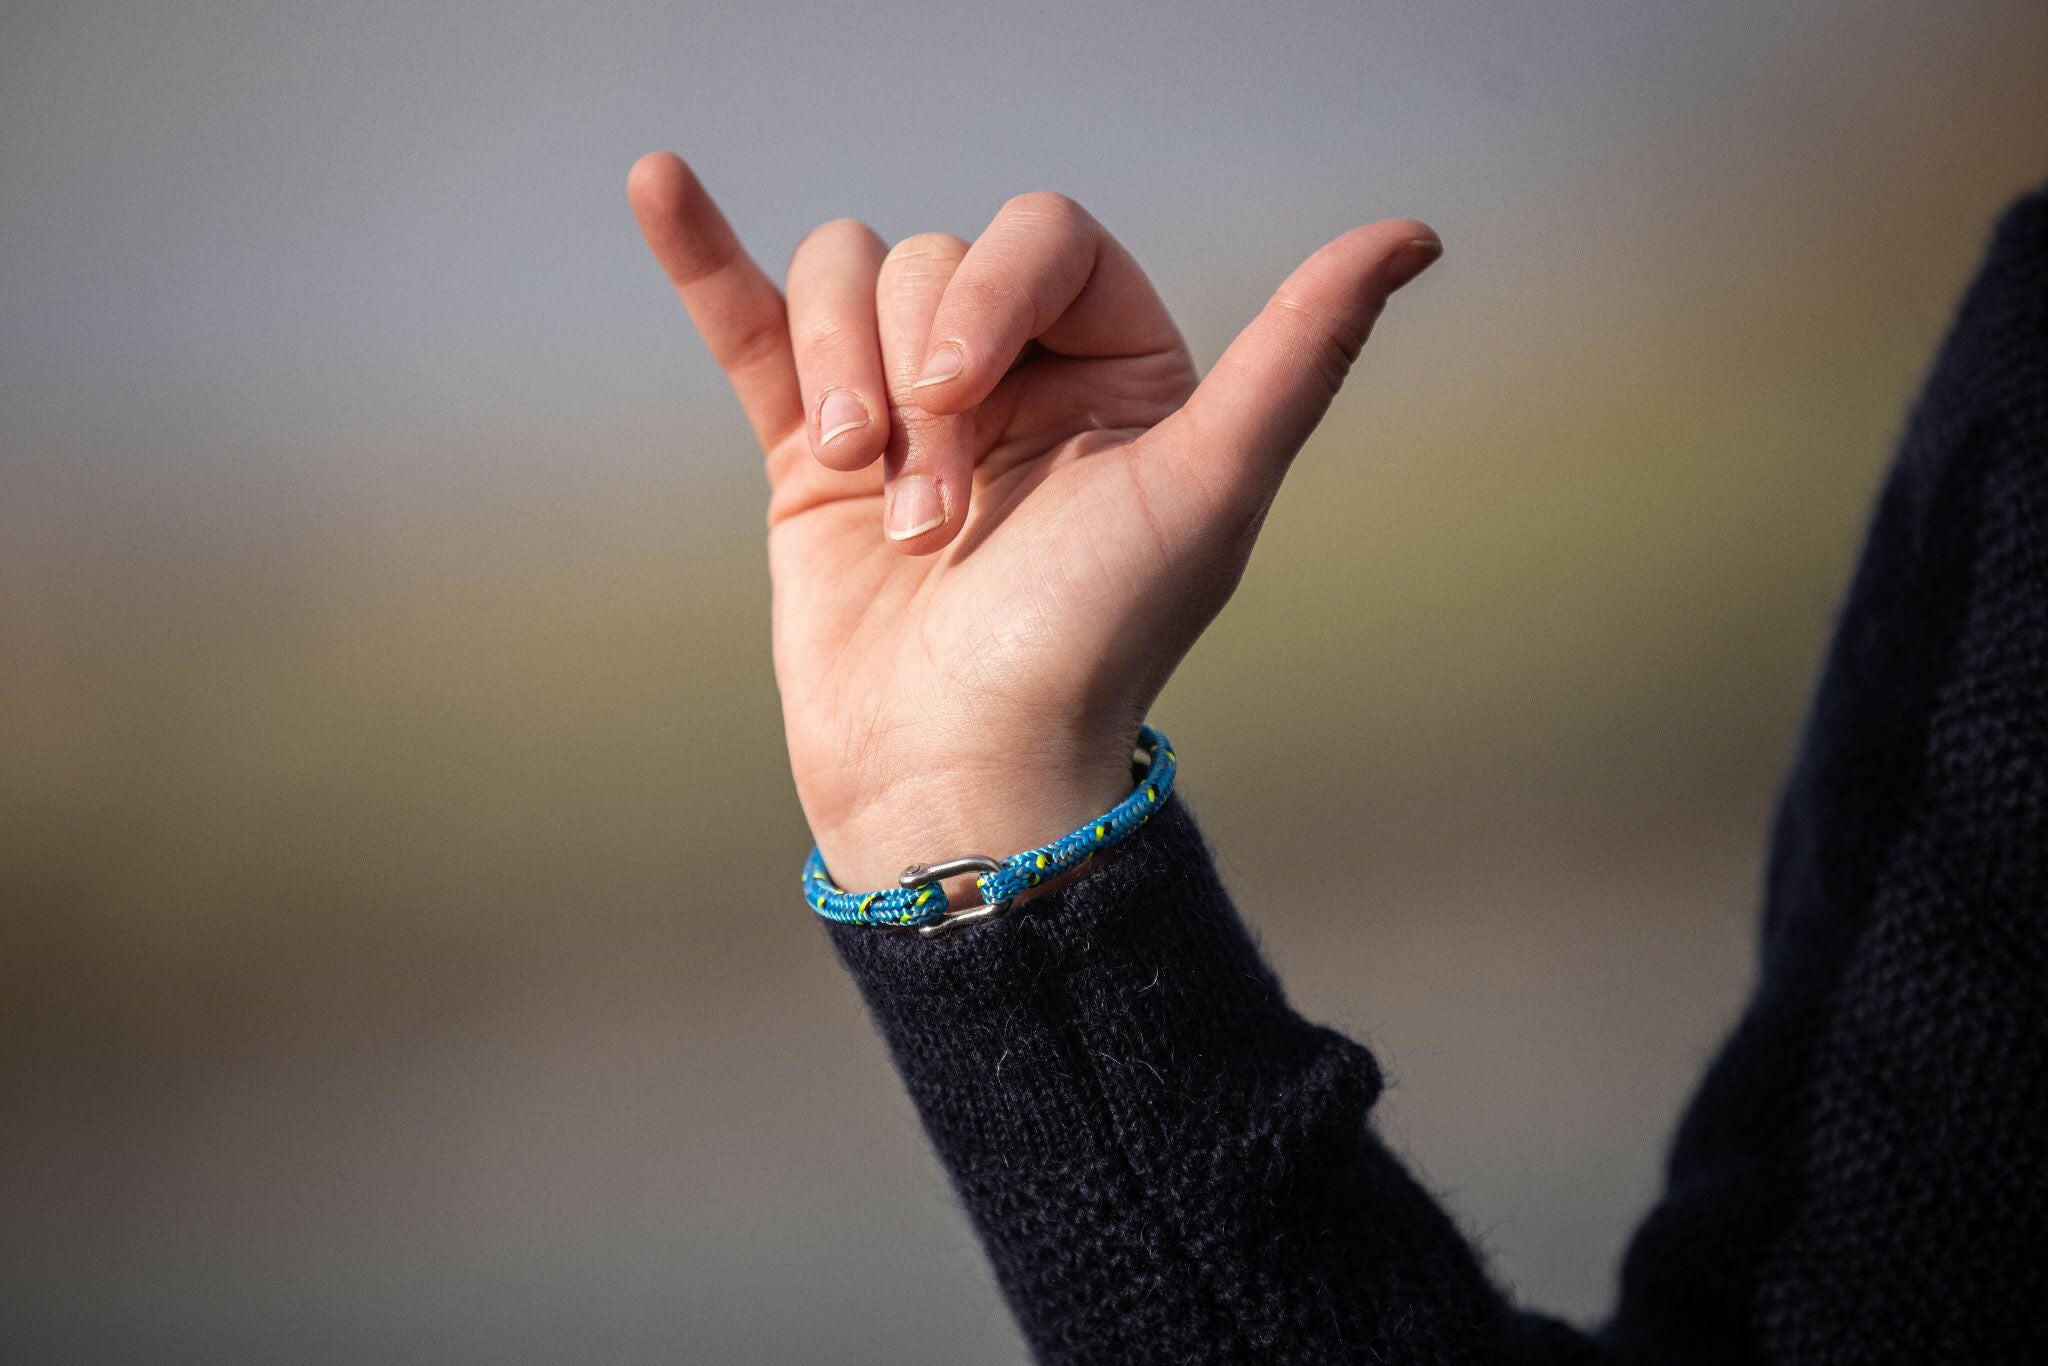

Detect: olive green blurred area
[5, 1, 2048, 1360]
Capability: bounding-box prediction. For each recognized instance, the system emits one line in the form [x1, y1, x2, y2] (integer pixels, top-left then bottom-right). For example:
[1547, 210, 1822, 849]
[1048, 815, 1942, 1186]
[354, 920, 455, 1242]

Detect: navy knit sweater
[827, 187, 2048, 1363]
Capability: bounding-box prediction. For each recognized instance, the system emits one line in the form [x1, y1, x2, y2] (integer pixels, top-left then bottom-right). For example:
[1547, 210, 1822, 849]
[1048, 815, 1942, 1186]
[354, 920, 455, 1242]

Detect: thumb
[1162, 220, 1440, 520]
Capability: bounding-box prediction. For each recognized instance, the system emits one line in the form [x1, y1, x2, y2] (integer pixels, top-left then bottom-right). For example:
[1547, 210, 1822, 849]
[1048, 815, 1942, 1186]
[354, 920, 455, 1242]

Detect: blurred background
[5, 0, 2047, 1360]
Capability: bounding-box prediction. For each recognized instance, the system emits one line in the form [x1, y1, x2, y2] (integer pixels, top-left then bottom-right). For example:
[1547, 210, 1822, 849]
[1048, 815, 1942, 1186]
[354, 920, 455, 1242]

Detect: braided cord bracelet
[801, 724, 1177, 937]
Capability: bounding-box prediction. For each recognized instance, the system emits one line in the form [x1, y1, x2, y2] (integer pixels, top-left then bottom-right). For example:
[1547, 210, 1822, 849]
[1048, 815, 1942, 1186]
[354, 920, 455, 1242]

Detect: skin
[626, 152, 1440, 900]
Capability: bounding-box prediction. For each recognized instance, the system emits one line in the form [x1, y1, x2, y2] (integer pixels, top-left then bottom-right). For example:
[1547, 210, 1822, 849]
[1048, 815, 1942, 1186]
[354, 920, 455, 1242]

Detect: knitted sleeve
[824, 184, 2048, 1365]
[1602, 185, 2048, 1361]
[826, 792, 1582, 1364]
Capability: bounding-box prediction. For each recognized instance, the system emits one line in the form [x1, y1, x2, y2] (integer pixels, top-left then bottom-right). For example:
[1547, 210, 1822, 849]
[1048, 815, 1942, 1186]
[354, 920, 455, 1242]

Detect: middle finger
[875, 231, 975, 553]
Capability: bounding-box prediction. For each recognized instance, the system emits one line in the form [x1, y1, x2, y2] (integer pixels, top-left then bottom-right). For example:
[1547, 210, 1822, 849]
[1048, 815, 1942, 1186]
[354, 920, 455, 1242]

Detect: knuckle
[1270, 294, 1370, 395]
[790, 313, 857, 355]
[883, 231, 967, 270]
[795, 216, 879, 257]
[1266, 291, 1317, 321]
[666, 234, 739, 290]
[1309, 324, 1364, 396]
[1310, 332, 1356, 397]
[789, 218, 881, 280]
[890, 404, 945, 436]
[954, 274, 1028, 329]
[717, 311, 790, 373]
[1003, 189, 1088, 233]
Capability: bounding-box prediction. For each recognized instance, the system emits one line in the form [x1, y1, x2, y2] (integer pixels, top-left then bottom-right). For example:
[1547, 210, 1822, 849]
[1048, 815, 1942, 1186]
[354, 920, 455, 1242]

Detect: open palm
[628, 153, 1439, 893]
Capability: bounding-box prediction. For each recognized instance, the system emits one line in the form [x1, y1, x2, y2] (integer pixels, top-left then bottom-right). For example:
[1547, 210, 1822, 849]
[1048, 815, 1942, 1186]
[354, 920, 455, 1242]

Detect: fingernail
[886, 475, 945, 540]
[911, 343, 963, 389]
[816, 389, 869, 448]
[1385, 237, 1443, 291]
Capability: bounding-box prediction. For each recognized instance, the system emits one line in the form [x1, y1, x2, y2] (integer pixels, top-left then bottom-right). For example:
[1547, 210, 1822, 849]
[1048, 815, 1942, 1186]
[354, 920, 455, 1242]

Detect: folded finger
[786, 219, 890, 472]
[876, 232, 974, 553]
[909, 191, 1186, 415]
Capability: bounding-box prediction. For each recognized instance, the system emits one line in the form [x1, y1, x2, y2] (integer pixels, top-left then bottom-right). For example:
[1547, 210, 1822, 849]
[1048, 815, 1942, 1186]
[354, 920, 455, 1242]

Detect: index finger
[907, 191, 1187, 416]
[627, 152, 802, 449]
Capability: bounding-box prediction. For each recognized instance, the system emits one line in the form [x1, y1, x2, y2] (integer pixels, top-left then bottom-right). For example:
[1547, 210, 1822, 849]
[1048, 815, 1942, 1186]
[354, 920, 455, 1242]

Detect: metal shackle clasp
[898, 856, 1014, 938]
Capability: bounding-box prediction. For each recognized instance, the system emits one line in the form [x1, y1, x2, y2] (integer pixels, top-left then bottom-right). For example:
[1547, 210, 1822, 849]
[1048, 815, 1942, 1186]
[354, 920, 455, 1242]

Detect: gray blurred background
[5, 1, 2047, 1360]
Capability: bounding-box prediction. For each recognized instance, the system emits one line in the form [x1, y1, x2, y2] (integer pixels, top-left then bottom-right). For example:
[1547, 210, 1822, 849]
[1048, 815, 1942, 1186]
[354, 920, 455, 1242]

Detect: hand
[628, 153, 1439, 895]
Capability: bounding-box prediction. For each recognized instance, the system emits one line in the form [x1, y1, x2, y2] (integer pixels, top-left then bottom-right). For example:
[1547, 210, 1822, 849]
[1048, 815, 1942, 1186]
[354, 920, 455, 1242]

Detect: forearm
[828, 793, 1582, 1364]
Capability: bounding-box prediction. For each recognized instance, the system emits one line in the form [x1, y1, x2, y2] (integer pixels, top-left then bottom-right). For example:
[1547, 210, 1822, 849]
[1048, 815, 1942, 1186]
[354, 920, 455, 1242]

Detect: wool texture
[826, 185, 2048, 1364]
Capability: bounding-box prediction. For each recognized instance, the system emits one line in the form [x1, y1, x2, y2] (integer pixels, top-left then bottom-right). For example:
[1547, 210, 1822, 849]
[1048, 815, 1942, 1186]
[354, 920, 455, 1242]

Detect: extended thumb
[1170, 221, 1439, 514]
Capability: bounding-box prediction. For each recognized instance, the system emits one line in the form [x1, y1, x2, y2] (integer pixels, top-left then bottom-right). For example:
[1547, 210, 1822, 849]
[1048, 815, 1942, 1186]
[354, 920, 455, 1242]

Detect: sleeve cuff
[822, 791, 1381, 1177]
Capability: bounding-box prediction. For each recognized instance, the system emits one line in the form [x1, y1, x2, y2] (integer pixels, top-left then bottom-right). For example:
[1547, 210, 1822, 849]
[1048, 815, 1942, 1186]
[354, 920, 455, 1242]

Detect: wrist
[801, 736, 1136, 897]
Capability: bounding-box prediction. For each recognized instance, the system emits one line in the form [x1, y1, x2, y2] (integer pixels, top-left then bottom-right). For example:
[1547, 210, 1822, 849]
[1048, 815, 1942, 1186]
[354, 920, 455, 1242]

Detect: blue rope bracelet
[801, 724, 1177, 936]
